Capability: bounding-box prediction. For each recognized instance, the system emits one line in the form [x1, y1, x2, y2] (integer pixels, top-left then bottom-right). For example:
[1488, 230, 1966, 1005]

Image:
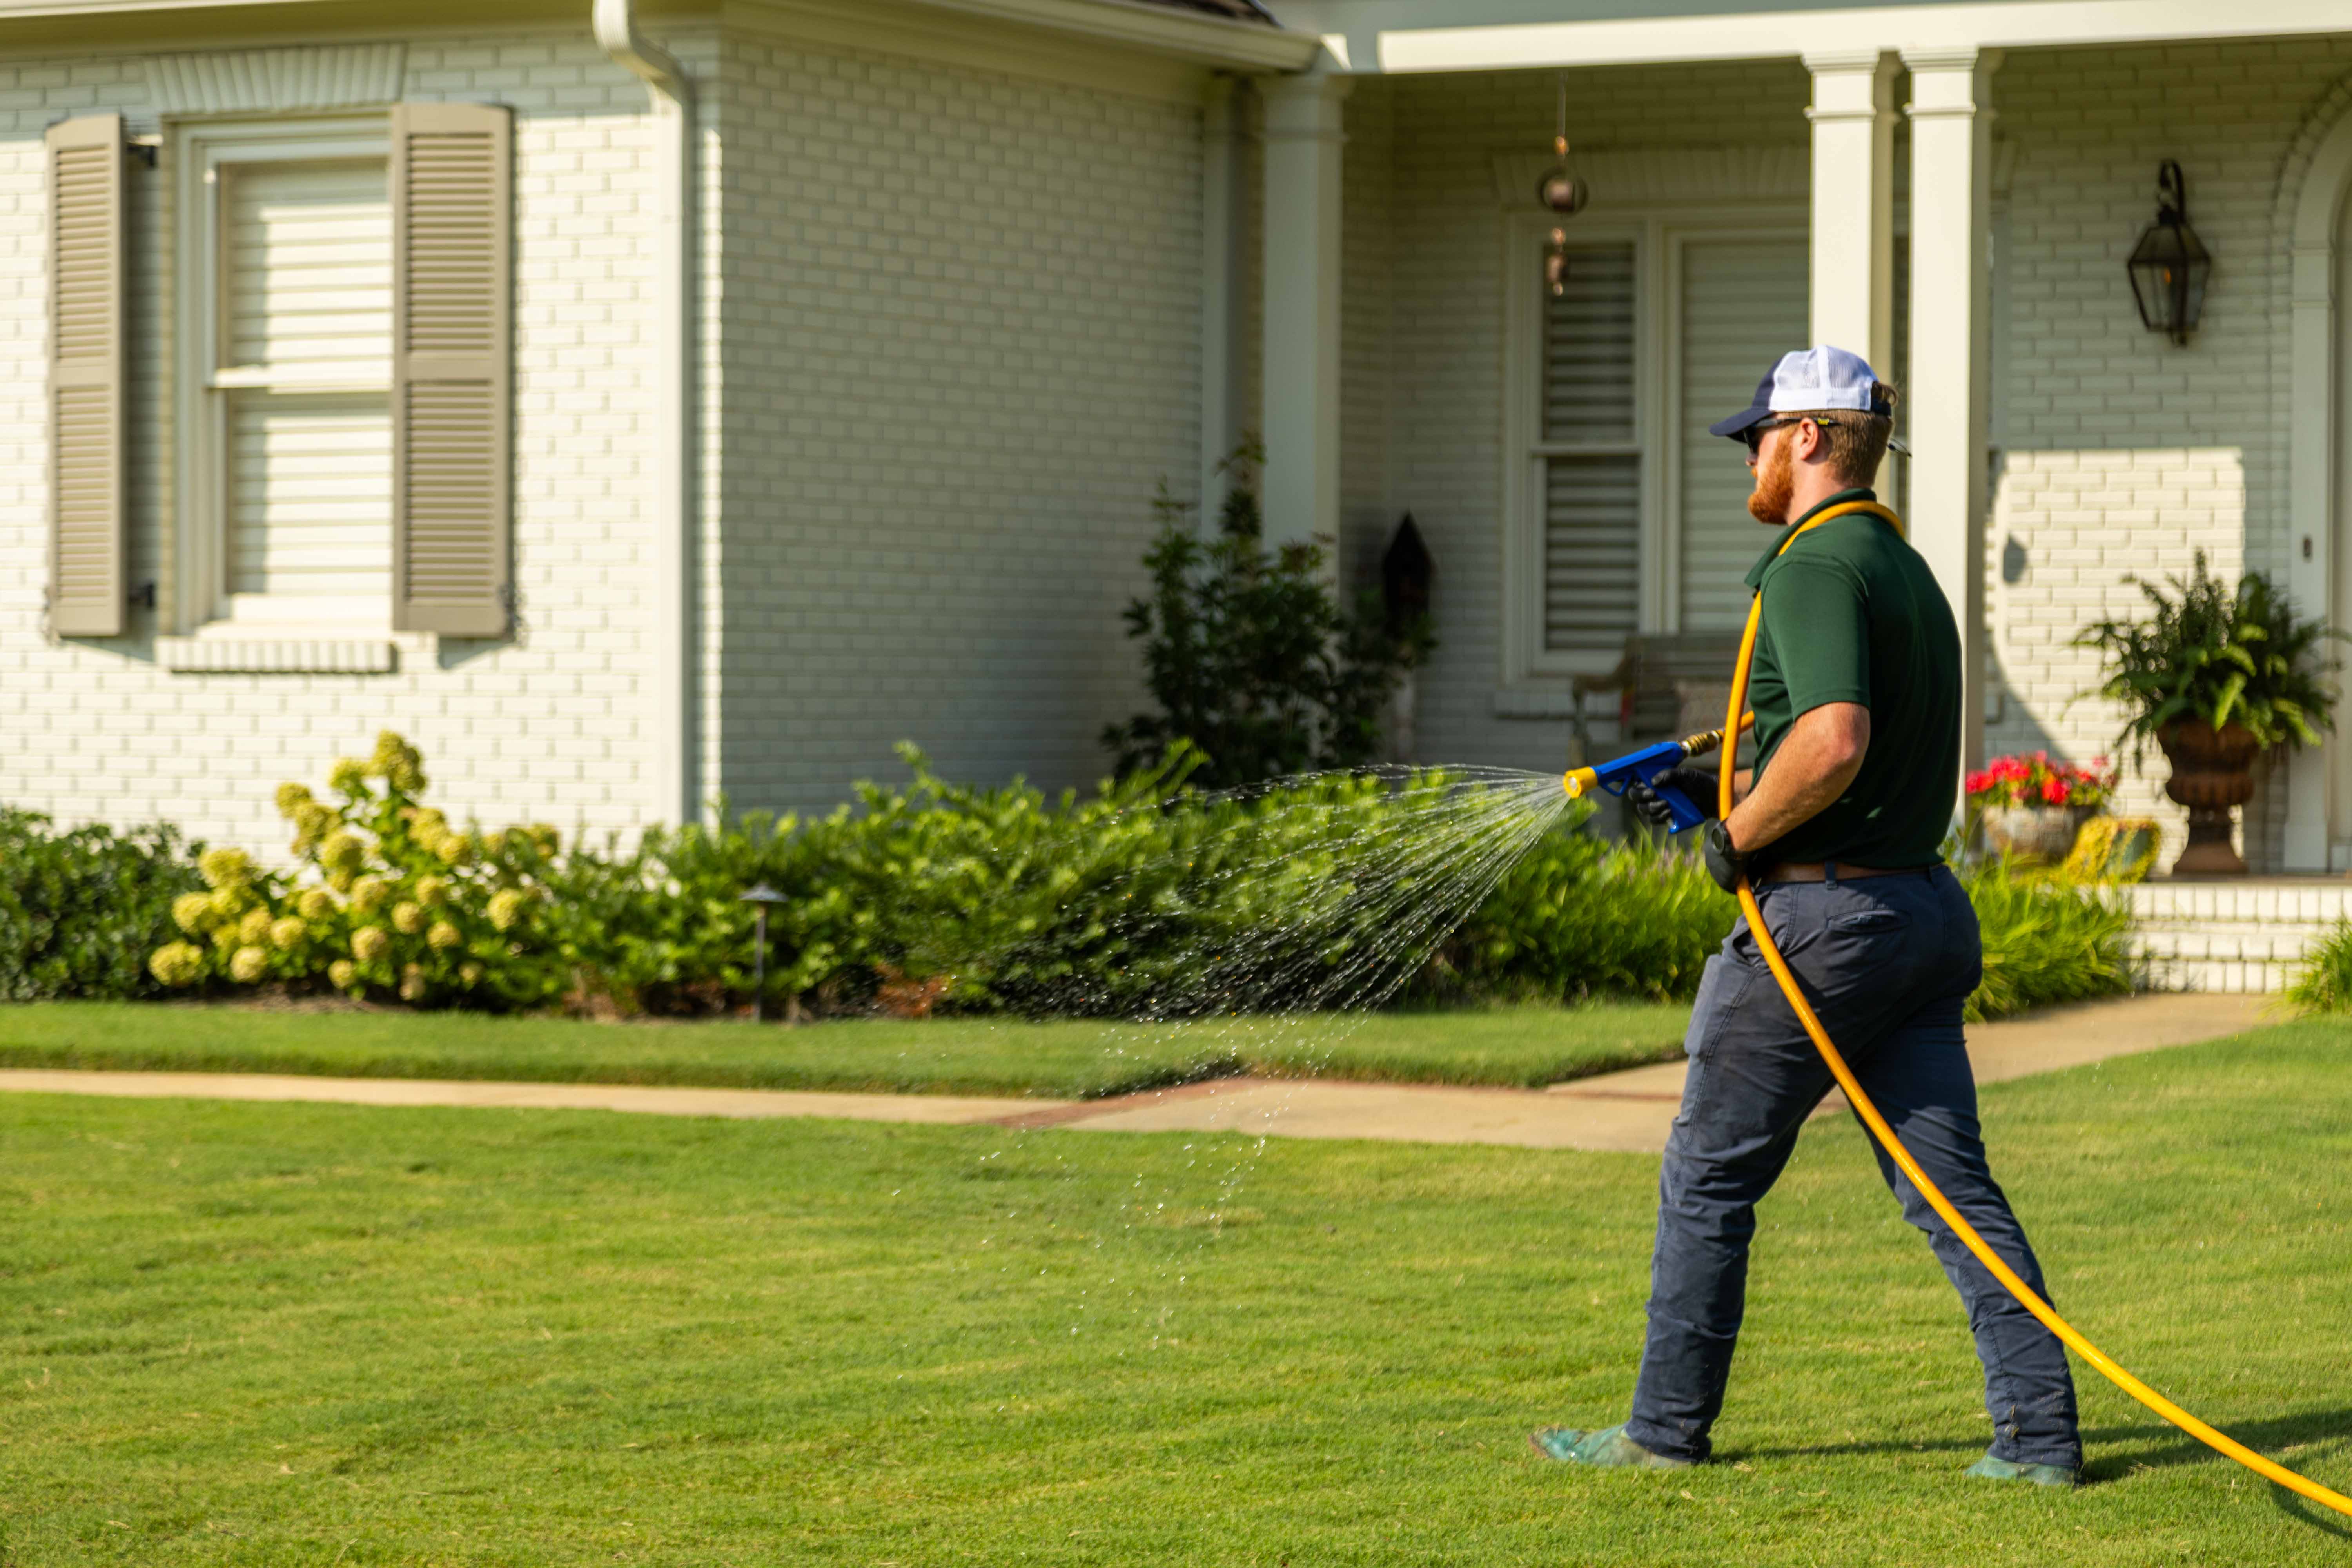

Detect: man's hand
[1722, 702, 1871, 860]
[1624, 766, 1721, 831]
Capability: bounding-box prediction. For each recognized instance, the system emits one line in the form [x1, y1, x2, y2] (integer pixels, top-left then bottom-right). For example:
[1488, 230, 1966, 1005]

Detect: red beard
[1746, 436, 1796, 526]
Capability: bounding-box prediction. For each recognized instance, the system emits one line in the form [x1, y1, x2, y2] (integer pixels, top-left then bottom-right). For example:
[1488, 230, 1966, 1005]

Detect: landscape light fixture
[2125, 160, 2210, 346]
[738, 882, 789, 1022]
[1537, 75, 1589, 298]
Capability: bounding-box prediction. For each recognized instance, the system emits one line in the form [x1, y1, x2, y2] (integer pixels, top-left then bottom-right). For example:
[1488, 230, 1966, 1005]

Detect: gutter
[594, 0, 705, 826]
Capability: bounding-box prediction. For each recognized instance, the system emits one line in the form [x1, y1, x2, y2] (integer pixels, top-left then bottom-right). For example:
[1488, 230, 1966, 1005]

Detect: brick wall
[0, 29, 699, 855]
[713, 33, 1203, 813]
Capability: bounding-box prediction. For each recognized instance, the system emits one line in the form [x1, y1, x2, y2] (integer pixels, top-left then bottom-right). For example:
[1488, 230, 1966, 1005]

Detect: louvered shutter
[390, 102, 511, 636]
[1541, 242, 1640, 655]
[46, 114, 125, 638]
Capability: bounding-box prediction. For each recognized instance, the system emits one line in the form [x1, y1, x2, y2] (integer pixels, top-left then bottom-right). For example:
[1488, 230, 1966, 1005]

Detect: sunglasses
[1740, 415, 1848, 456]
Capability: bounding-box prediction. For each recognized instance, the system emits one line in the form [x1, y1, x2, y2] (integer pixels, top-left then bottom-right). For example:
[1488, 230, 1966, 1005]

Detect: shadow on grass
[1728, 1406, 2352, 1508]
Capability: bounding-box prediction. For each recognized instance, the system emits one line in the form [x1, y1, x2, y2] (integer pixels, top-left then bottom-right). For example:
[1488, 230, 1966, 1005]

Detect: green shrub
[0, 810, 205, 1001]
[126, 735, 2138, 1025]
[1452, 833, 2137, 1021]
[1452, 822, 1730, 1004]
[1102, 441, 1431, 790]
[1962, 859, 2137, 1021]
[2284, 920, 2352, 1014]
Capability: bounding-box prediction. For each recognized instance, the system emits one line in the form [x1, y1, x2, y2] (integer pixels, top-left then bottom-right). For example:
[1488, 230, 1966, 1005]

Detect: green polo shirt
[1742, 488, 1959, 869]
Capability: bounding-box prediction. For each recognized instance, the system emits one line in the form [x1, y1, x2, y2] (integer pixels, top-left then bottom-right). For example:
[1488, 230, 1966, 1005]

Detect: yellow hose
[1720, 501, 2352, 1515]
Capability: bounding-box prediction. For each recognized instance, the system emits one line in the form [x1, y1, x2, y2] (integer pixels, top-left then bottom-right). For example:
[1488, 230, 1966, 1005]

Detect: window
[176, 120, 393, 635]
[162, 104, 520, 649]
[1501, 212, 1808, 692]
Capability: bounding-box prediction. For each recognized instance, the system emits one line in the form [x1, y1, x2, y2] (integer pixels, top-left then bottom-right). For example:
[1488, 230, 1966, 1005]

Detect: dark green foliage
[1102, 441, 1432, 790]
[0, 809, 205, 1001]
[2074, 551, 2341, 766]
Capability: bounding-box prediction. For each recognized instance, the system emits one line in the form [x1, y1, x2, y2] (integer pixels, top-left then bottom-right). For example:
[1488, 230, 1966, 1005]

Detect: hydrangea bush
[149, 733, 554, 1007]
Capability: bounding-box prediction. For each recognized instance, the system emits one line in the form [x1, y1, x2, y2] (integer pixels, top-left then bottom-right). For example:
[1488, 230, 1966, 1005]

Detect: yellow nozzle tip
[1563, 768, 1595, 799]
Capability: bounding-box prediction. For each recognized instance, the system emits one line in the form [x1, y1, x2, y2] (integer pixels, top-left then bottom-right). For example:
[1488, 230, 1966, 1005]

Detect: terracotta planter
[1980, 803, 2097, 864]
[2156, 720, 2263, 877]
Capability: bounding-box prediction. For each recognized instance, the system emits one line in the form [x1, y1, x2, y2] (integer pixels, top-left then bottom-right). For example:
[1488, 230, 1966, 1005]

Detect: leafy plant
[1102, 441, 1433, 791]
[2284, 920, 2352, 1015]
[0, 810, 205, 1001]
[2074, 553, 2341, 767]
[1450, 818, 1730, 1004]
[1962, 859, 2138, 1022]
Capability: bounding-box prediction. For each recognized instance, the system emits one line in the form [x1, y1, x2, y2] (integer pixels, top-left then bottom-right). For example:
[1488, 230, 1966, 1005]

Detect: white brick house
[11, 0, 2352, 887]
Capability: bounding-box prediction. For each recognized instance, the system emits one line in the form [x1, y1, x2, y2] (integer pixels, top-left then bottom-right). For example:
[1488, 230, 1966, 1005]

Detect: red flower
[2041, 776, 2069, 805]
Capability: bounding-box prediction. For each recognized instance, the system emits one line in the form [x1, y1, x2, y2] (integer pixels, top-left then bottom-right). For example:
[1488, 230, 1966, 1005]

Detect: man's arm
[1724, 703, 1871, 854]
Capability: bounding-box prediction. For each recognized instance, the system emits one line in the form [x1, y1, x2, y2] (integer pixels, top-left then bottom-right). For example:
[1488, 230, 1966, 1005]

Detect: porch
[1236, 2, 2352, 875]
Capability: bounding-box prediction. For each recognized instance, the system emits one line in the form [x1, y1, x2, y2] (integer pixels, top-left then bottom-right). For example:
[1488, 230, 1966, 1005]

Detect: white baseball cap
[1710, 344, 1905, 452]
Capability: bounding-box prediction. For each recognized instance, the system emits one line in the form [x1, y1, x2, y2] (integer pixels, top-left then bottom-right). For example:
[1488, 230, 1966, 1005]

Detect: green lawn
[4, 1023, 2351, 1563]
[0, 998, 1691, 1099]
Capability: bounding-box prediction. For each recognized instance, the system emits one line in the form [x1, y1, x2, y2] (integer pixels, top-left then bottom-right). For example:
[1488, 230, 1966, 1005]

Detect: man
[1529, 346, 2083, 1486]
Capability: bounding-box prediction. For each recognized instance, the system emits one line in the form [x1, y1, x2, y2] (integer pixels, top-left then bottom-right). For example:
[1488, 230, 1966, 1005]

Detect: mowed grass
[4, 1024, 2352, 1564]
[0, 999, 1690, 1099]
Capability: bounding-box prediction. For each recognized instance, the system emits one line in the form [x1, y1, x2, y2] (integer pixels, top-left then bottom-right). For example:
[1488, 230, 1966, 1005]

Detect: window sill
[157, 636, 399, 675]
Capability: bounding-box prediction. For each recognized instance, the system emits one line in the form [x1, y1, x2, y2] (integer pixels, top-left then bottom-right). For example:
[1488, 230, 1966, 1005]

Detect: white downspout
[595, 0, 702, 825]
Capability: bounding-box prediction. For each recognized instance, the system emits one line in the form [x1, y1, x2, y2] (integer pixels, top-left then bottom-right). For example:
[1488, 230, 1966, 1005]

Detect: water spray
[1570, 497, 2352, 1516]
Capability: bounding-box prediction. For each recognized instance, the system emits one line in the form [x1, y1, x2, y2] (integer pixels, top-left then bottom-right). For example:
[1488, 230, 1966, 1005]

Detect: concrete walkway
[0, 993, 2271, 1154]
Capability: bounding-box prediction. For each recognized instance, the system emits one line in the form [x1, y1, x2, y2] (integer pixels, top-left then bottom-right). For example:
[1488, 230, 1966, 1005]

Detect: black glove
[1702, 819, 1753, 894]
[1624, 766, 1721, 832]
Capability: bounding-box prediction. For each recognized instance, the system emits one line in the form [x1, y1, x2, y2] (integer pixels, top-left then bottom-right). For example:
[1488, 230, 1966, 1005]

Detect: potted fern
[2075, 554, 2339, 875]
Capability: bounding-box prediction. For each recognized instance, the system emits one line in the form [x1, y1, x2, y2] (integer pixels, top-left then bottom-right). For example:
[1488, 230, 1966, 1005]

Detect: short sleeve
[1759, 555, 1871, 716]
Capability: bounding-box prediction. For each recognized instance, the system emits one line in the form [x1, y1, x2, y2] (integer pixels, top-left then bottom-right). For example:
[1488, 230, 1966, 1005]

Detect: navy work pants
[1622, 865, 2082, 1468]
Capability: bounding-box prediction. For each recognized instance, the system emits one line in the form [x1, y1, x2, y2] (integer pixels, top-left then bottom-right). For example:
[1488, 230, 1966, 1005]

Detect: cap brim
[1708, 404, 1772, 439]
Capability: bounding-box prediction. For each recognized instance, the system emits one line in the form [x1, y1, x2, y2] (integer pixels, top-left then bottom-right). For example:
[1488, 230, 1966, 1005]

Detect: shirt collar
[1744, 488, 1878, 589]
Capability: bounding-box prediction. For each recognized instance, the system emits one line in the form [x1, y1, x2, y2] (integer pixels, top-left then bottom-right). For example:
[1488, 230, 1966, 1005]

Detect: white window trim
[169, 114, 407, 647]
[1499, 202, 1806, 697]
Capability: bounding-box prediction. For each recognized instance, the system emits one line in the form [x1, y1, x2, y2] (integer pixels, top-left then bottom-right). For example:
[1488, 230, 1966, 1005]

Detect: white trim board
[1372, 1, 2352, 73]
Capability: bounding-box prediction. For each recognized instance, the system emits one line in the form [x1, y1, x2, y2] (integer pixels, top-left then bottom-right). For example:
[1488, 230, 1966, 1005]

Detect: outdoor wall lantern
[2125, 160, 2211, 345]
[1538, 76, 1589, 298]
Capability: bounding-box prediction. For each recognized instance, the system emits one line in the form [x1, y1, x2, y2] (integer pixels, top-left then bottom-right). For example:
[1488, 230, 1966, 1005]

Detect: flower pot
[2156, 720, 2263, 876]
[1980, 803, 2098, 864]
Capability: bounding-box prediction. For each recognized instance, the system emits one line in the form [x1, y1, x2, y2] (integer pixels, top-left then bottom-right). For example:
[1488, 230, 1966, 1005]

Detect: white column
[1904, 46, 2000, 775]
[1199, 74, 1243, 522]
[1259, 69, 1349, 551]
[1804, 51, 1897, 376]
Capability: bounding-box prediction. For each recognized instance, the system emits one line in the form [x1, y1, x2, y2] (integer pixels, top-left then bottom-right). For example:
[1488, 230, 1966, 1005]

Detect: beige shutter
[390, 102, 511, 636]
[46, 114, 126, 638]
